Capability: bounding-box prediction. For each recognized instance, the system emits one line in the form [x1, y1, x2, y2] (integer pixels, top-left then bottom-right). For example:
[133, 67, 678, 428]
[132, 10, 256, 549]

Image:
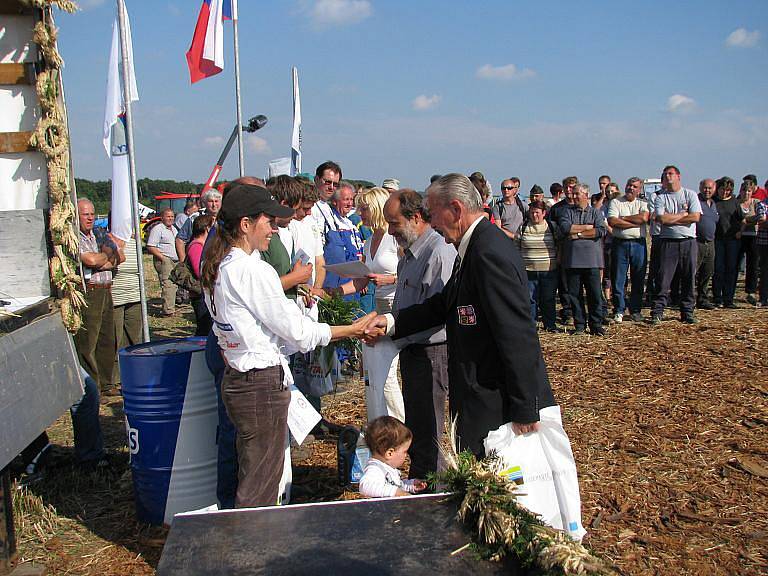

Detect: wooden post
[0, 468, 16, 573]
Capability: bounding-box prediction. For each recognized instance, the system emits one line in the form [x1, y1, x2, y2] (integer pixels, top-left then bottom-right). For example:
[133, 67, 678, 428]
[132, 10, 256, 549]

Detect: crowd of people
[44, 164, 766, 509]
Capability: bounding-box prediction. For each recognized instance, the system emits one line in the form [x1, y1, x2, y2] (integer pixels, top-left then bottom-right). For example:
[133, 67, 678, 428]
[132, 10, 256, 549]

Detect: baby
[359, 416, 428, 498]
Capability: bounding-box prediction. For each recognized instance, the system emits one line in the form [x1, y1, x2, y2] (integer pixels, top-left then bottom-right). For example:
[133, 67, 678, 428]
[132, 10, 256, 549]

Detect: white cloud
[667, 94, 696, 114]
[476, 63, 536, 81]
[412, 94, 441, 111]
[168, 3, 182, 17]
[246, 134, 271, 155]
[203, 136, 225, 148]
[725, 28, 760, 48]
[308, 0, 372, 27]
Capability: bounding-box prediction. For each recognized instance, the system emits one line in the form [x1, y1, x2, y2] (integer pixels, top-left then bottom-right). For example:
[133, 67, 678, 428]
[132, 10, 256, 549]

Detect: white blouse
[363, 233, 399, 302]
[204, 247, 331, 372]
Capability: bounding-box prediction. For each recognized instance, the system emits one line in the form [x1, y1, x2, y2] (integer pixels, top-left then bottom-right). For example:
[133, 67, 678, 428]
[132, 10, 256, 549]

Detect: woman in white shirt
[201, 184, 375, 508]
[327, 188, 404, 423]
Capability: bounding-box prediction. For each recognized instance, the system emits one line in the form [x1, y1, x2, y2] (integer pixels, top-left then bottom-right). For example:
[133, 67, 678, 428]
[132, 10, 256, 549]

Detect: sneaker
[746, 294, 757, 306]
[630, 313, 644, 323]
[650, 315, 662, 326]
[682, 315, 698, 325]
[573, 327, 586, 335]
[697, 302, 715, 310]
[613, 313, 623, 323]
[591, 327, 606, 336]
[724, 303, 738, 309]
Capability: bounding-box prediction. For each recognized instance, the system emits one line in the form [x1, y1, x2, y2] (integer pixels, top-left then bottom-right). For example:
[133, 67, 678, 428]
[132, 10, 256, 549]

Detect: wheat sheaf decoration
[430, 420, 611, 575]
[26, 1, 84, 333]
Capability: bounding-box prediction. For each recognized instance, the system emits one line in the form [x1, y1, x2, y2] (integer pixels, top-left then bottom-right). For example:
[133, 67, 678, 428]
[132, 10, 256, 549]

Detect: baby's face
[386, 440, 411, 469]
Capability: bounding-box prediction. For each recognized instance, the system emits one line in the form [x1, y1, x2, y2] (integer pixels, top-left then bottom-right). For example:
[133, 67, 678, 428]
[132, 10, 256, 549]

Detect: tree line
[76, 177, 377, 215]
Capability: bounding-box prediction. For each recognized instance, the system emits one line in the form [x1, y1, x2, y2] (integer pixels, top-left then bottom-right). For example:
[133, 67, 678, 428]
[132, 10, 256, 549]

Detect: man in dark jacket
[366, 173, 555, 456]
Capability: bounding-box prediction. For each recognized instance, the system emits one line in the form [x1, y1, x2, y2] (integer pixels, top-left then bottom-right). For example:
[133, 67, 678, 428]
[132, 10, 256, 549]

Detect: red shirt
[753, 187, 767, 202]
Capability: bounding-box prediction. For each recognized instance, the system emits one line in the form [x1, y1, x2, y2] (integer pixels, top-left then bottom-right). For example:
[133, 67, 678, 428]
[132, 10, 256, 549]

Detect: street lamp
[201, 115, 268, 193]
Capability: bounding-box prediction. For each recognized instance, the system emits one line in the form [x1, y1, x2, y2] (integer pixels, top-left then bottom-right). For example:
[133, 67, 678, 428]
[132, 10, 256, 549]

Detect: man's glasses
[501, 185, 519, 191]
[322, 179, 339, 189]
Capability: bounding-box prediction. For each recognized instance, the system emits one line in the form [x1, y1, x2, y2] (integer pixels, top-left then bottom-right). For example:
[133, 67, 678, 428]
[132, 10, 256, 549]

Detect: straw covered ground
[9, 255, 768, 574]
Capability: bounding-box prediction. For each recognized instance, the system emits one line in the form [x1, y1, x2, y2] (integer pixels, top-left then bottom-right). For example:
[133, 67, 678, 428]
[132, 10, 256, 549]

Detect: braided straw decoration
[32, 21, 63, 68]
[27, 3, 85, 332]
[22, 0, 78, 13]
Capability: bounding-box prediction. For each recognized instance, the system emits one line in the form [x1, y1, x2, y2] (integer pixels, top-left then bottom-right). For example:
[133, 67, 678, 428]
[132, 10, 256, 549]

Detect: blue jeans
[713, 238, 740, 305]
[206, 330, 238, 509]
[611, 238, 647, 314]
[526, 269, 558, 329]
[70, 373, 104, 463]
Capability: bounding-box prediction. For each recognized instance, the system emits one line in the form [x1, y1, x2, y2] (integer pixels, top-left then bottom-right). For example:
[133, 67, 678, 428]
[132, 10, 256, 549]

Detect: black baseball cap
[218, 184, 294, 222]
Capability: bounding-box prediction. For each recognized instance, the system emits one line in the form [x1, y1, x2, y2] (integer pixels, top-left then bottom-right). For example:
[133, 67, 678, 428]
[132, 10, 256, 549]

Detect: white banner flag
[291, 66, 302, 176]
[103, 7, 138, 242]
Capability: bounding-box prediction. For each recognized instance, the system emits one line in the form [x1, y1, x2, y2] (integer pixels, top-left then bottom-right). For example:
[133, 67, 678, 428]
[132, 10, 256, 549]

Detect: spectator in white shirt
[146, 208, 179, 316]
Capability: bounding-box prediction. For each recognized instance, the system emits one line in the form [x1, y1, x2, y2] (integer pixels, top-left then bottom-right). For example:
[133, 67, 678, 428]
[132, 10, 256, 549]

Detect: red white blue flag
[186, 0, 234, 84]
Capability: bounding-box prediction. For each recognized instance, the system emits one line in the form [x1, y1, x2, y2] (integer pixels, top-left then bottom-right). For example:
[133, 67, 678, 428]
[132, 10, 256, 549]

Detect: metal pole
[117, 0, 150, 342]
[232, 0, 244, 177]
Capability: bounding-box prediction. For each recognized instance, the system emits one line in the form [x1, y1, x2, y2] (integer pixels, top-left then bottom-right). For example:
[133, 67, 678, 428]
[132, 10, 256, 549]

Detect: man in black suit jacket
[367, 173, 556, 456]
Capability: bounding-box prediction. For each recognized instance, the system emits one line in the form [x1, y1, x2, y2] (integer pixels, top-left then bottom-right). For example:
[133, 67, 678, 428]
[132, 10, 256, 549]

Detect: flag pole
[232, 0, 244, 177]
[117, 0, 149, 342]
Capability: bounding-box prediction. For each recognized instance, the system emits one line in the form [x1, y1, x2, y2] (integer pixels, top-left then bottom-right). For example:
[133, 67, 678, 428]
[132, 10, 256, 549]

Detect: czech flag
[186, 0, 234, 84]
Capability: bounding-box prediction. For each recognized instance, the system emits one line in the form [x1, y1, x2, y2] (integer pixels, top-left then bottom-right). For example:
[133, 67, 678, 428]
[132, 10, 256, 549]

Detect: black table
[157, 494, 528, 575]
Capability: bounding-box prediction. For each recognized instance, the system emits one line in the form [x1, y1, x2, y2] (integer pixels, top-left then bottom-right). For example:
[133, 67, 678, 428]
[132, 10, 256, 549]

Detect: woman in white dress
[328, 187, 404, 422]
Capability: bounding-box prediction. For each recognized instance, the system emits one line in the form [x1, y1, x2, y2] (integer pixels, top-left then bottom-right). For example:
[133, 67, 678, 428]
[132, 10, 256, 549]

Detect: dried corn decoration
[25, 1, 84, 332]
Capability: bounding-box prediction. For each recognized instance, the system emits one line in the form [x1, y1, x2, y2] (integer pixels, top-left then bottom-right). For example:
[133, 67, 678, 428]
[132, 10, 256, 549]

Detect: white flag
[103, 2, 139, 242]
[291, 66, 302, 176]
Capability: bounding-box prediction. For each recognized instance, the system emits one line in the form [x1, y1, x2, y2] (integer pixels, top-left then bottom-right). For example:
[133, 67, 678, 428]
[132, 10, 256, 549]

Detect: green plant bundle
[431, 425, 611, 576]
[316, 293, 363, 372]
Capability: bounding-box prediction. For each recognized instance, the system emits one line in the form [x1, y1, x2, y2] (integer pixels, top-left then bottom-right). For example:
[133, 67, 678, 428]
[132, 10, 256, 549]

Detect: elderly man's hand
[362, 315, 388, 345]
[511, 422, 540, 435]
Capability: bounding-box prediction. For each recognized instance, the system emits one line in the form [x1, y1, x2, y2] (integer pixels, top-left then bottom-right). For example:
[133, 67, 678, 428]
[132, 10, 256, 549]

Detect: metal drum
[119, 337, 218, 525]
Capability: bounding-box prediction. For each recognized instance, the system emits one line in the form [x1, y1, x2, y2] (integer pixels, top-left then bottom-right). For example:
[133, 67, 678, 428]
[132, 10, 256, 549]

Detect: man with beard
[383, 189, 456, 478]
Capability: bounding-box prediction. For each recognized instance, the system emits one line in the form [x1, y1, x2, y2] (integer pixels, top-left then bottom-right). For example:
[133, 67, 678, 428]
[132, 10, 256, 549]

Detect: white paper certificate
[287, 385, 322, 445]
[323, 260, 372, 278]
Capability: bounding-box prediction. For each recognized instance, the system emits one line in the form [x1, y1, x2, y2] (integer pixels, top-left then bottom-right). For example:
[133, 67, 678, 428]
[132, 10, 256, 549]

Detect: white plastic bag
[483, 405, 587, 541]
[291, 347, 340, 397]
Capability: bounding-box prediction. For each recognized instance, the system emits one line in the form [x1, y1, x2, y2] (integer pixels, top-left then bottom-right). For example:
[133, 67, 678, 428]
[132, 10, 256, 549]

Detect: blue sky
[57, 0, 767, 194]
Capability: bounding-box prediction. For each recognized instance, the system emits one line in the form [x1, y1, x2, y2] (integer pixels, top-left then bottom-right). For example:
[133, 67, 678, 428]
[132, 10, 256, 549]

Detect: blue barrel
[119, 337, 218, 525]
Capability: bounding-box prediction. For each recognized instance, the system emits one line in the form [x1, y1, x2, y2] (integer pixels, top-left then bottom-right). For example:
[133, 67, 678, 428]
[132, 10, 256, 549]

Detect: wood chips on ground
[10, 259, 768, 574]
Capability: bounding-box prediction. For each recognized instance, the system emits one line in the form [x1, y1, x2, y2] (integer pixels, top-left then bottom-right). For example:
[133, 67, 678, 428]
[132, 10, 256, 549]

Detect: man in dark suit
[367, 173, 556, 456]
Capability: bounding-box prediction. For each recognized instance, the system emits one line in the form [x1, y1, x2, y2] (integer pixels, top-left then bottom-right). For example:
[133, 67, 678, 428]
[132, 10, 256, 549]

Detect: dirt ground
[9, 255, 768, 575]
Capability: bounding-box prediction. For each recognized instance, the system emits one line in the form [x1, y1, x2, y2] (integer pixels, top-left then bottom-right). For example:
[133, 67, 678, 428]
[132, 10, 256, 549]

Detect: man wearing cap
[744, 174, 766, 202]
[382, 178, 400, 193]
[492, 178, 527, 239]
[528, 184, 545, 209]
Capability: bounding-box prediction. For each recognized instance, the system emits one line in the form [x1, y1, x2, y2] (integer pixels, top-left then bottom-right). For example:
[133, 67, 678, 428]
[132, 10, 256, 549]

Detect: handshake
[331, 312, 388, 345]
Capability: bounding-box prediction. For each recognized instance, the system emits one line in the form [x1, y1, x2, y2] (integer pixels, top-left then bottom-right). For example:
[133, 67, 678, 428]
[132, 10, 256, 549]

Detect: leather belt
[86, 282, 112, 290]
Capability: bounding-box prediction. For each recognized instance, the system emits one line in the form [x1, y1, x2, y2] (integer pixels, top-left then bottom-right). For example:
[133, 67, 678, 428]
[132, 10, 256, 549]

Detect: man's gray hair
[427, 173, 483, 213]
[574, 182, 591, 196]
[201, 189, 222, 203]
[333, 180, 355, 201]
[626, 177, 642, 187]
